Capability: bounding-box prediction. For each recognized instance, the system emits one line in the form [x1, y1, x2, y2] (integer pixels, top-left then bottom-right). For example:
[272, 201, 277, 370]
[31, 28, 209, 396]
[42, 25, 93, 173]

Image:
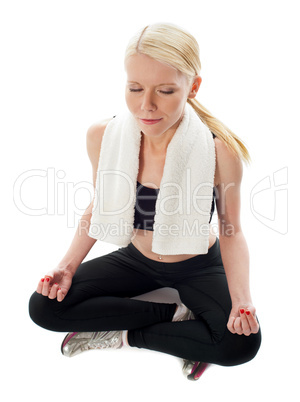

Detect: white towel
[88, 102, 216, 255]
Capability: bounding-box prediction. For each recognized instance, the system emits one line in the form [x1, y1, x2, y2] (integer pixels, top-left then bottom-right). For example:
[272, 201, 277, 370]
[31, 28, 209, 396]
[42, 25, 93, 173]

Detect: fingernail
[58, 288, 61, 290]
[55, 283, 58, 285]
[46, 278, 50, 282]
[41, 278, 45, 282]
[240, 309, 245, 314]
[246, 310, 250, 315]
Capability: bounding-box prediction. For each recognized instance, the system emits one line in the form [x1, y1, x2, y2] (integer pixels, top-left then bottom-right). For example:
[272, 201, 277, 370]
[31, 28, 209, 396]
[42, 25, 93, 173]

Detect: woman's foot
[174, 304, 209, 380]
[173, 303, 195, 321]
[61, 331, 123, 357]
[182, 360, 210, 381]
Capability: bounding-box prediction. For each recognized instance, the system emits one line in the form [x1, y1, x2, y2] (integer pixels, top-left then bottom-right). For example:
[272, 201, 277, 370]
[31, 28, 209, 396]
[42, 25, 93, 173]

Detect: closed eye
[129, 89, 174, 95]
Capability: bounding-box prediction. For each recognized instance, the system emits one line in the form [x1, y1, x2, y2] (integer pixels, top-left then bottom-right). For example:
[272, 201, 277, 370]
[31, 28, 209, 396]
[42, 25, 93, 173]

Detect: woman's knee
[219, 329, 262, 366]
[28, 291, 59, 331]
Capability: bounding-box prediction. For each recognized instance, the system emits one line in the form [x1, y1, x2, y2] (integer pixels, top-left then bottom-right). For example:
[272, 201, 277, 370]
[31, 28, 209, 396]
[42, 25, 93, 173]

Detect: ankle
[122, 330, 129, 347]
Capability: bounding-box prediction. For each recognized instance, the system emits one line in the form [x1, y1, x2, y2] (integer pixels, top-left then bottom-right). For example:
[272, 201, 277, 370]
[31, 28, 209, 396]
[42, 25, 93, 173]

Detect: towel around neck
[88, 102, 216, 255]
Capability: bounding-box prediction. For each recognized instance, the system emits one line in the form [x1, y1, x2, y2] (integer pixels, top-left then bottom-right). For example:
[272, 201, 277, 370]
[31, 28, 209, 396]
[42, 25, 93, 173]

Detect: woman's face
[124, 53, 198, 140]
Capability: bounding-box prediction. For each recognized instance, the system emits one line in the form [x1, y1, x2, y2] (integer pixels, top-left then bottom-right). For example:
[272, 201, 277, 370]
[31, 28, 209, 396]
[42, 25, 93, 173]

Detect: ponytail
[187, 98, 251, 166]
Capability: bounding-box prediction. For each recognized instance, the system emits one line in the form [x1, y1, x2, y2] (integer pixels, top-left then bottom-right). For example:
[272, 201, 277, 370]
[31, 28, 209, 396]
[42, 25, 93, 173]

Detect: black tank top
[133, 181, 216, 231]
[134, 133, 217, 231]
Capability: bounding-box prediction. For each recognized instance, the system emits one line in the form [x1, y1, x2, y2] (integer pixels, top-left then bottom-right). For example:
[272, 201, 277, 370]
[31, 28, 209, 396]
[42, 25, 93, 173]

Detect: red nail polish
[246, 310, 250, 315]
[55, 283, 58, 285]
[41, 278, 44, 282]
[46, 278, 50, 282]
[58, 288, 61, 290]
[240, 309, 245, 314]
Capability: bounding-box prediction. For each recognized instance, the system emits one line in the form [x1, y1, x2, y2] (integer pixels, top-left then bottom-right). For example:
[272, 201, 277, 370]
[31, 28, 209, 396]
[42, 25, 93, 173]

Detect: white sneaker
[61, 331, 123, 357]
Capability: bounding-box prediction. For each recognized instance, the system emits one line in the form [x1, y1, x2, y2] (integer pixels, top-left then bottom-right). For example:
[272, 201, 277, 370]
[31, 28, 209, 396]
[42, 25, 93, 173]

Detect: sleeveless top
[134, 133, 217, 231]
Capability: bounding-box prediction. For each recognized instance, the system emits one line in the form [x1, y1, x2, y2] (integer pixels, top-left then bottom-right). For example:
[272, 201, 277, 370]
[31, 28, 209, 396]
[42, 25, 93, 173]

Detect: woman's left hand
[227, 305, 260, 336]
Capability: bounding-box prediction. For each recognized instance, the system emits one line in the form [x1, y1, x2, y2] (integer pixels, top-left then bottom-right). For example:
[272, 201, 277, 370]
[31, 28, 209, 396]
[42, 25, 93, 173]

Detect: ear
[187, 76, 202, 99]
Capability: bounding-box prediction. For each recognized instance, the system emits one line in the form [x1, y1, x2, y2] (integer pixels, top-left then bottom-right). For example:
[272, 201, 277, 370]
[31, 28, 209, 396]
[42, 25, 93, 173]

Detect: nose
[141, 90, 157, 112]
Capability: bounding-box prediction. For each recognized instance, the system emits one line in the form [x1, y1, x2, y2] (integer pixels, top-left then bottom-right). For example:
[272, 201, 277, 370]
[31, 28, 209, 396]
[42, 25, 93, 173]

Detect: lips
[140, 118, 163, 125]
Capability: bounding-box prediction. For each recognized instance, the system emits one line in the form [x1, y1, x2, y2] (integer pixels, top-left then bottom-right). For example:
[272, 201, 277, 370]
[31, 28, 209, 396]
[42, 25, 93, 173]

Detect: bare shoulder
[86, 118, 113, 163]
[86, 117, 113, 186]
[214, 137, 243, 188]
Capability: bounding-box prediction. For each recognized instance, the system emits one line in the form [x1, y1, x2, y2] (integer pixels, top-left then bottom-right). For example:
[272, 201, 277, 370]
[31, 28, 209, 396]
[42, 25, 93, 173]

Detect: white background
[1, 0, 299, 400]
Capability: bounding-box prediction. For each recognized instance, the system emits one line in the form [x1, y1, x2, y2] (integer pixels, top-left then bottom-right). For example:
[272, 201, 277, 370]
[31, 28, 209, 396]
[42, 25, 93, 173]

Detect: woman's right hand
[36, 267, 74, 302]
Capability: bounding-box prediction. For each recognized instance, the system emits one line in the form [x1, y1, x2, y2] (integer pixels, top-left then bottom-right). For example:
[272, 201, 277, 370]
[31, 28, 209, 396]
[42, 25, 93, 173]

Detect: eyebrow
[127, 81, 178, 86]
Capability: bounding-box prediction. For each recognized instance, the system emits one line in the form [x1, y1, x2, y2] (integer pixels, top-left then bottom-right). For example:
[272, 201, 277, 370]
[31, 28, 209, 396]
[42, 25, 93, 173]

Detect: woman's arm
[214, 138, 259, 335]
[54, 119, 112, 273]
[36, 120, 110, 301]
[55, 201, 97, 275]
[218, 232, 252, 306]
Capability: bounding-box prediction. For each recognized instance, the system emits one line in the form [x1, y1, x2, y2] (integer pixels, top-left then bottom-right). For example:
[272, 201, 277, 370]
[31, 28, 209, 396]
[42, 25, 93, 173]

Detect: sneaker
[61, 331, 123, 357]
[173, 304, 196, 322]
[182, 360, 210, 381]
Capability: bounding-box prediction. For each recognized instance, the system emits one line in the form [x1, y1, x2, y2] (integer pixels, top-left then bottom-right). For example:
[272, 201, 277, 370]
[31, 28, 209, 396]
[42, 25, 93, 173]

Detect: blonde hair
[124, 22, 251, 165]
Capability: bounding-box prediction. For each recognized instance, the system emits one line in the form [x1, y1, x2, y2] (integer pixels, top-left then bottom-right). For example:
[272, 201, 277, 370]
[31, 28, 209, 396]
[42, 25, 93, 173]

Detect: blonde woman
[29, 23, 261, 381]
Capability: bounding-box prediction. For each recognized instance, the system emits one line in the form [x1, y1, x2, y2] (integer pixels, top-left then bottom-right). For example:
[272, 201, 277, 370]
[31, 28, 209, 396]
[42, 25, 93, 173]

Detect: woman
[29, 22, 261, 381]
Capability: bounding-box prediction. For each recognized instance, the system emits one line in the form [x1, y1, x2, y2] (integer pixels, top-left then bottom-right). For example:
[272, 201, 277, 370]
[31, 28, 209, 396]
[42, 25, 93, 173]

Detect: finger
[36, 278, 45, 294]
[233, 317, 243, 335]
[41, 276, 51, 296]
[48, 283, 59, 299]
[57, 288, 65, 302]
[245, 310, 260, 334]
[240, 309, 251, 336]
[227, 316, 236, 334]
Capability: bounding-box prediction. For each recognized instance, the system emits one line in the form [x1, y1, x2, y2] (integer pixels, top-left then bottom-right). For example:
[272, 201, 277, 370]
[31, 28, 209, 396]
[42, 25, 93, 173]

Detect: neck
[141, 133, 173, 155]
[141, 119, 181, 155]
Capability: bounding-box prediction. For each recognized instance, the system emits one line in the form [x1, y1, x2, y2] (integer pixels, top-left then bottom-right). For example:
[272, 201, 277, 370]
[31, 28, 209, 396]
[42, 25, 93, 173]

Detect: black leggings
[29, 237, 261, 366]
